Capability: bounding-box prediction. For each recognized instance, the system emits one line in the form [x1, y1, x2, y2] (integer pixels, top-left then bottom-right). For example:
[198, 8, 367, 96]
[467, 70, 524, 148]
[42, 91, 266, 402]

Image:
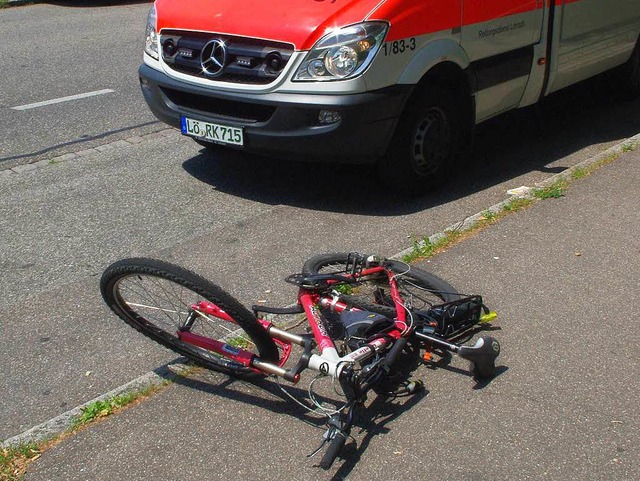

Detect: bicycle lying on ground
[100, 252, 500, 469]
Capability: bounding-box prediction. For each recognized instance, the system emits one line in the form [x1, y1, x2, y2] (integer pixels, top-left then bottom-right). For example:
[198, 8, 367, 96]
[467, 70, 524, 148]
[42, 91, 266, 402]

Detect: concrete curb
[0, 129, 176, 177]
[392, 133, 640, 262]
[1, 361, 190, 448]
[2, 132, 638, 449]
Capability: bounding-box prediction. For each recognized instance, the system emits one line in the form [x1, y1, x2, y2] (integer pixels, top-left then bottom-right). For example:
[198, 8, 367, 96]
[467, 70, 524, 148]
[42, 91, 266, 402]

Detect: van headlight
[293, 22, 388, 81]
[144, 5, 159, 60]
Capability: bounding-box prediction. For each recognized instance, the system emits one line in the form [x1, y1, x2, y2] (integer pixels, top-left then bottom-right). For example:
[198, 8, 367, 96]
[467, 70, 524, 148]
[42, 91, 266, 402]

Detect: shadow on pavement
[163, 364, 431, 477]
[165, 368, 329, 430]
[330, 391, 427, 480]
[182, 73, 640, 215]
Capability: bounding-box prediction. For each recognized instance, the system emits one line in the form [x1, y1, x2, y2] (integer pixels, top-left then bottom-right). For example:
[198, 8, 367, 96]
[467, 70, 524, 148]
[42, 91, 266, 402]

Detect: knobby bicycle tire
[100, 258, 279, 374]
[302, 253, 460, 316]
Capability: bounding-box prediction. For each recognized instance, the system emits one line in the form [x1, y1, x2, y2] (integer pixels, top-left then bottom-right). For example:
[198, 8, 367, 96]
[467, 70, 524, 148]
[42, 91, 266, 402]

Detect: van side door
[548, 0, 640, 93]
[461, 0, 545, 121]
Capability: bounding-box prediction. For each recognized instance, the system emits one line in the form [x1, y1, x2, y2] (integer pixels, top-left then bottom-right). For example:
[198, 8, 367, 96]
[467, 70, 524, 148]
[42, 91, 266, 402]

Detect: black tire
[302, 253, 460, 316]
[100, 258, 279, 374]
[618, 37, 640, 100]
[379, 85, 463, 193]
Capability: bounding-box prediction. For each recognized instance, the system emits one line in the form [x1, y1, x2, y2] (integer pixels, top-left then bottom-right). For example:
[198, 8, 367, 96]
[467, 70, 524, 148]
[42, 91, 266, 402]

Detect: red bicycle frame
[178, 265, 407, 382]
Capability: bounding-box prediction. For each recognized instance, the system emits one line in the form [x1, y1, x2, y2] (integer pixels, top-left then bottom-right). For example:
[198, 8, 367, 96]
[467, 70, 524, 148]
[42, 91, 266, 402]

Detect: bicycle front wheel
[302, 253, 460, 316]
[100, 258, 279, 374]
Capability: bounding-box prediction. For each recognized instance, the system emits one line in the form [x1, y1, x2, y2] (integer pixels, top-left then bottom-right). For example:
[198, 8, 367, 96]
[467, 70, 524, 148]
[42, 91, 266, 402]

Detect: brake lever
[307, 416, 342, 458]
[307, 434, 329, 459]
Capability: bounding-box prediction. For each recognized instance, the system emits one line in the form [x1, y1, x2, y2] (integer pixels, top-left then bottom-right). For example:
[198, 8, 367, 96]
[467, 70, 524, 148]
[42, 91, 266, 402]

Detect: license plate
[180, 116, 244, 146]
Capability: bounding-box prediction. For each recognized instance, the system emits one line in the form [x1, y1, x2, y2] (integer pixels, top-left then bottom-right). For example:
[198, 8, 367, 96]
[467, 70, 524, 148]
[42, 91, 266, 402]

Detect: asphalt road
[1, 0, 640, 449]
[22, 141, 640, 481]
[0, 1, 161, 170]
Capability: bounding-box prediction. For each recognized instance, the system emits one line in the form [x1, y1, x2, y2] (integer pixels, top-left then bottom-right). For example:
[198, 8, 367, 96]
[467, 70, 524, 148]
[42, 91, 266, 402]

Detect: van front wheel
[379, 86, 461, 193]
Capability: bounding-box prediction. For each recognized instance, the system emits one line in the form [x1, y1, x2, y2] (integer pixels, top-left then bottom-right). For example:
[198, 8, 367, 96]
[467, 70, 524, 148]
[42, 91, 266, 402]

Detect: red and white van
[139, 0, 640, 189]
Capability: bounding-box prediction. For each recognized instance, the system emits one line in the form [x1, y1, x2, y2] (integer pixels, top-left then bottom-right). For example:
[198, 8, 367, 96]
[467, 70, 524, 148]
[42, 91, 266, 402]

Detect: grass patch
[481, 209, 499, 223]
[403, 228, 468, 263]
[1, 443, 41, 480]
[533, 179, 567, 199]
[403, 236, 438, 263]
[71, 394, 134, 430]
[0, 378, 173, 479]
[571, 166, 588, 180]
[225, 336, 253, 350]
[571, 151, 622, 180]
[407, 236, 435, 260]
[402, 137, 636, 263]
[71, 384, 166, 431]
[332, 283, 354, 295]
[502, 197, 532, 213]
[403, 198, 533, 262]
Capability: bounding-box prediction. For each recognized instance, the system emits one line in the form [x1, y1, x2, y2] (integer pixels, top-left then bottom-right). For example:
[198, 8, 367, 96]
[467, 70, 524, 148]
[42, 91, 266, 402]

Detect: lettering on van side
[478, 21, 526, 38]
[382, 38, 417, 56]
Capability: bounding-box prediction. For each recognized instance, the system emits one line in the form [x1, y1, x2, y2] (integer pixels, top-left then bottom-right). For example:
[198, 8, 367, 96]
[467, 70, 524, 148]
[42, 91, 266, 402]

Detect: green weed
[333, 283, 354, 295]
[1, 443, 41, 480]
[225, 336, 253, 350]
[403, 236, 436, 263]
[501, 197, 532, 213]
[481, 209, 498, 222]
[403, 230, 466, 263]
[571, 166, 588, 180]
[71, 394, 137, 430]
[533, 179, 567, 199]
[70, 382, 167, 431]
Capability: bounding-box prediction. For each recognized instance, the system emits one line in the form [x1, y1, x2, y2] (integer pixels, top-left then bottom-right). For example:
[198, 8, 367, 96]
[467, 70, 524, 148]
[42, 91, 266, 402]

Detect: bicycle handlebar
[345, 252, 386, 273]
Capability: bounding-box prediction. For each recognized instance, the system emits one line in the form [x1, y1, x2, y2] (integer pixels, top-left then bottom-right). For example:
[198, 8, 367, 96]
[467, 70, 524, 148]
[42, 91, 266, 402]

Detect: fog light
[308, 59, 326, 77]
[318, 110, 342, 124]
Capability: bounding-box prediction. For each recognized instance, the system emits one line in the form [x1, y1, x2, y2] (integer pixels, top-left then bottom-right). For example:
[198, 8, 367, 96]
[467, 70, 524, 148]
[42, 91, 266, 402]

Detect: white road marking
[11, 89, 115, 111]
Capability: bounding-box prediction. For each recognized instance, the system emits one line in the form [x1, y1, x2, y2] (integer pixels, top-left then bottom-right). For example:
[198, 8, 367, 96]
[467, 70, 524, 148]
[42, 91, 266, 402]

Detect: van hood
[154, 0, 386, 50]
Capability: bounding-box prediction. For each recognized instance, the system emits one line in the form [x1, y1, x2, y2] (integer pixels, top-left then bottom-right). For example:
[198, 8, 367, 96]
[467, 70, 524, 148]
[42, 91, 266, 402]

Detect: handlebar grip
[319, 431, 347, 470]
[346, 252, 385, 273]
[364, 254, 384, 267]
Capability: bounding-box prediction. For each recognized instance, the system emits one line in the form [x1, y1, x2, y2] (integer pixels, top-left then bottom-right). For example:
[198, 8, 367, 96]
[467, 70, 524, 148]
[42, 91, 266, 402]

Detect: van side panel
[369, 0, 461, 41]
[461, 1, 544, 121]
[365, 1, 463, 89]
[547, 0, 640, 93]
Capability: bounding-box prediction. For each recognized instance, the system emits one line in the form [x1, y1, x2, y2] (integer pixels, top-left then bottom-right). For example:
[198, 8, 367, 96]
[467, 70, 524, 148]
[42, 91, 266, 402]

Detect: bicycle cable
[274, 372, 349, 419]
[309, 374, 349, 416]
[274, 376, 335, 420]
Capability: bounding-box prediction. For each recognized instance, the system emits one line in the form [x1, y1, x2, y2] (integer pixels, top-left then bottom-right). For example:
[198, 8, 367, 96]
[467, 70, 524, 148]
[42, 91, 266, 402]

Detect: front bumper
[139, 63, 412, 163]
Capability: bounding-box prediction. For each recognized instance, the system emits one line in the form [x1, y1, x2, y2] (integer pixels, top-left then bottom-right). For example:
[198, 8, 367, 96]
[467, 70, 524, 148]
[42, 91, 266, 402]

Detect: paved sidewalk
[24, 150, 639, 480]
